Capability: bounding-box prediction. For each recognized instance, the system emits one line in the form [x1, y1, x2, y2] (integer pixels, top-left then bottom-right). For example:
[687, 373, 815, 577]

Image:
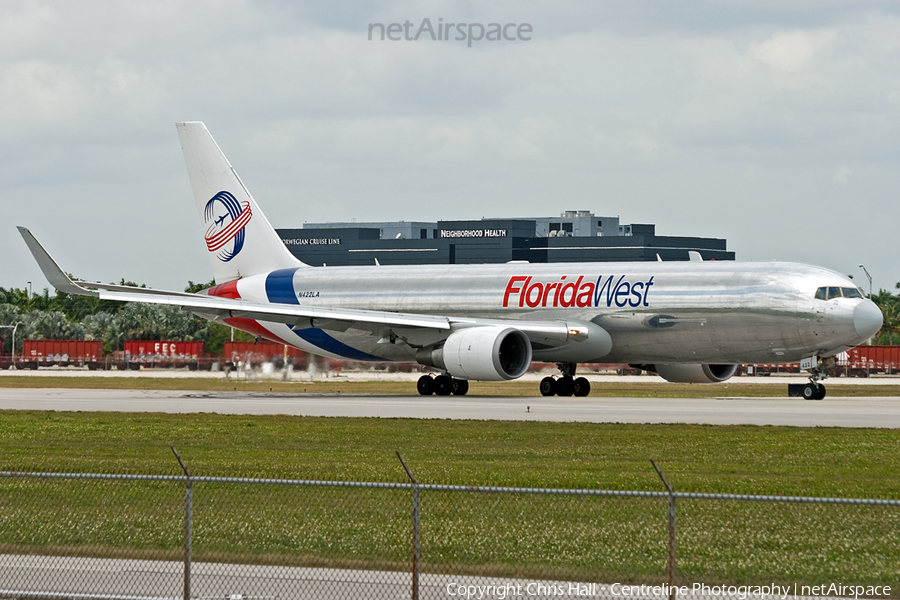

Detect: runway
[0, 554, 696, 600]
[1, 387, 897, 598]
[0, 388, 898, 427]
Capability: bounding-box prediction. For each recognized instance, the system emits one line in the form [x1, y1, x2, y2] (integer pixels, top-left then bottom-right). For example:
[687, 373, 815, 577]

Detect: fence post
[651, 460, 676, 600]
[397, 452, 420, 600]
[172, 447, 193, 600]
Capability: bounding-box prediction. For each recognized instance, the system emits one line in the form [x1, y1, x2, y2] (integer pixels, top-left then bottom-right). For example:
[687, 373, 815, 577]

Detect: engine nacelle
[648, 363, 738, 383]
[416, 326, 532, 381]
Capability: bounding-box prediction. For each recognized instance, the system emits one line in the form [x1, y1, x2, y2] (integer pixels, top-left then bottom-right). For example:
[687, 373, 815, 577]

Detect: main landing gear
[417, 374, 469, 396]
[540, 363, 591, 397]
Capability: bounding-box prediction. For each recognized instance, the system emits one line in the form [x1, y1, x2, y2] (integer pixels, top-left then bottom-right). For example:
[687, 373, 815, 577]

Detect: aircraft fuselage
[213, 259, 878, 365]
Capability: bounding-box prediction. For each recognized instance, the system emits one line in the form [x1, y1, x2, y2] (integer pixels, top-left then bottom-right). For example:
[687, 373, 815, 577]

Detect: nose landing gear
[788, 356, 830, 400]
[800, 382, 826, 400]
[540, 363, 591, 397]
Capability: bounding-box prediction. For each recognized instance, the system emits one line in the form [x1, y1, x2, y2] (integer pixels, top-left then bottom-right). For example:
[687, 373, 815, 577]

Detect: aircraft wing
[99, 288, 454, 331]
[18, 226, 577, 345]
[96, 288, 581, 343]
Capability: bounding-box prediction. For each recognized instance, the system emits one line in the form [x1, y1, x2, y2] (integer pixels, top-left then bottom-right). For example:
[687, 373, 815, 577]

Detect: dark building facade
[276, 213, 734, 267]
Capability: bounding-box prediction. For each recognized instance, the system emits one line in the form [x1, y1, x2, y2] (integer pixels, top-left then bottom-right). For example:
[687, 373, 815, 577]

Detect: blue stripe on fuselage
[292, 328, 384, 362]
[265, 268, 301, 305]
[264, 268, 386, 361]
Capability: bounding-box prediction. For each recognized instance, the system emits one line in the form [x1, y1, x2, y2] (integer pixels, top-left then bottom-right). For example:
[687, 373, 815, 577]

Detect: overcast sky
[2, 0, 898, 295]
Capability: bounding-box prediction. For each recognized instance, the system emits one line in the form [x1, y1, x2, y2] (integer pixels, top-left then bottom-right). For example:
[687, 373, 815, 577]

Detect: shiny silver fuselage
[232, 260, 878, 365]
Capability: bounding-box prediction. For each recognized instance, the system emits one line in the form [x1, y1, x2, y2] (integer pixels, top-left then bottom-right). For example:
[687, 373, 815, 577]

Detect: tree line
[1, 278, 899, 356]
[0, 279, 252, 356]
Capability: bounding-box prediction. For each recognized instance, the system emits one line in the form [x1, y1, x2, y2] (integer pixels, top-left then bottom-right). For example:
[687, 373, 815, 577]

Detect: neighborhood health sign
[441, 229, 508, 238]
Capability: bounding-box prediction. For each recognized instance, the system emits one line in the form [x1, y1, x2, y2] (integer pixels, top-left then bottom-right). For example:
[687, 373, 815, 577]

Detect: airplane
[18, 122, 883, 400]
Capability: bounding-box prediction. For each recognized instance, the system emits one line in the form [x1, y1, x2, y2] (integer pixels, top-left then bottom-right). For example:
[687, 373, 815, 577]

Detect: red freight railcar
[845, 345, 900, 376]
[123, 341, 205, 368]
[22, 340, 103, 368]
[224, 341, 309, 368]
[740, 363, 801, 376]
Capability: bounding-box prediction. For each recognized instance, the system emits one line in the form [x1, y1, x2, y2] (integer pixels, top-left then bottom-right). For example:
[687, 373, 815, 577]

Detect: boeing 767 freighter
[18, 122, 883, 399]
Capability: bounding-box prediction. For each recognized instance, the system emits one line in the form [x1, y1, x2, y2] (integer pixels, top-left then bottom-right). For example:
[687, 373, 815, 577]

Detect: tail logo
[204, 191, 253, 262]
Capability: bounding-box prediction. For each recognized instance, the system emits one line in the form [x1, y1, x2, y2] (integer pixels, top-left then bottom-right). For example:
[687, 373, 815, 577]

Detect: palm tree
[880, 302, 900, 345]
[871, 289, 900, 345]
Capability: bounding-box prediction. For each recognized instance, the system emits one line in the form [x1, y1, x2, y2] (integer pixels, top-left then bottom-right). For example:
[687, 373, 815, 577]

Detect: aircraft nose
[854, 300, 883, 341]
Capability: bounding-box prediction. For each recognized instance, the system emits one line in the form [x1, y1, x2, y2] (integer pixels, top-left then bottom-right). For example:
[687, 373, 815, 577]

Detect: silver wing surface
[17, 227, 584, 346]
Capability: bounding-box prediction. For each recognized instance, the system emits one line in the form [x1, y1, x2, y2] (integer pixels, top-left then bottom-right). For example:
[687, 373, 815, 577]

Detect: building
[276, 211, 734, 266]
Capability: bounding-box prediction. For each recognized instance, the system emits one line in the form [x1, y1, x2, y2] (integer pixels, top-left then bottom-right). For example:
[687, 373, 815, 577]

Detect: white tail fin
[176, 121, 306, 284]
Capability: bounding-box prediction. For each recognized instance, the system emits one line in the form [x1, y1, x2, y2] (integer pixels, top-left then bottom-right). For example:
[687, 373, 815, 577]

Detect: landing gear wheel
[573, 377, 591, 397]
[417, 375, 434, 396]
[452, 379, 469, 396]
[556, 376, 575, 397]
[802, 384, 818, 400]
[434, 375, 454, 396]
[539, 377, 557, 397]
[792, 355, 831, 400]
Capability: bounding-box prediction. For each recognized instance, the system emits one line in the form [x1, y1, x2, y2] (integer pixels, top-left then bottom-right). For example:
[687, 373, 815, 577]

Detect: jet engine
[416, 326, 532, 381]
[638, 363, 738, 384]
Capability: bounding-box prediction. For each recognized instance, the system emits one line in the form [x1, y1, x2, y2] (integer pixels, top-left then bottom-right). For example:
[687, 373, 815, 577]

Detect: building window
[562, 223, 573, 233]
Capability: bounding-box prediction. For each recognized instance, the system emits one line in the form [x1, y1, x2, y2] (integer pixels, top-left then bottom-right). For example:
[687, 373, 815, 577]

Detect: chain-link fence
[1, 457, 898, 600]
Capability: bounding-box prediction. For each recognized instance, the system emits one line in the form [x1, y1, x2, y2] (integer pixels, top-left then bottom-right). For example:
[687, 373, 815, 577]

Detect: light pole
[26, 282, 32, 299]
[1, 322, 22, 369]
[859, 264, 873, 297]
[858, 265, 876, 346]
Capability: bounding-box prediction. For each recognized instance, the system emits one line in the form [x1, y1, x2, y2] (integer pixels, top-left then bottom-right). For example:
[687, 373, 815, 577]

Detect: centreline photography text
[443, 582, 894, 599]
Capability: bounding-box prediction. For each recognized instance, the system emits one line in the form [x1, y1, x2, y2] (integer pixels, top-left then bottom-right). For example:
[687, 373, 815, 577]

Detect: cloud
[0, 3, 57, 41]
[833, 165, 852, 184]
[2, 1, 900, 292]
[629, 134, 661, 153]
[0, 61, 89, 127]
[749, 30, 834, 73]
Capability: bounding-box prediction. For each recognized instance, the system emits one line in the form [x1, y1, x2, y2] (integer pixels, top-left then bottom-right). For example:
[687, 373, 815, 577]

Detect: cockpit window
[815, 286, 864, 300]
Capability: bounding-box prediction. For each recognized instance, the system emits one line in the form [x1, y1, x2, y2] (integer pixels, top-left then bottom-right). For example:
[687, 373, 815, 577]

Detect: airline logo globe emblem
[204, 191, 253, 262]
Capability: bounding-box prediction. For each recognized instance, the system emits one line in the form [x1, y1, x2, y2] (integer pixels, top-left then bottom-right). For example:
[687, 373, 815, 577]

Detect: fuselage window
[827, 287, 842, 300]
[842, 287, 862, 299]
[815, 287, 827, 300]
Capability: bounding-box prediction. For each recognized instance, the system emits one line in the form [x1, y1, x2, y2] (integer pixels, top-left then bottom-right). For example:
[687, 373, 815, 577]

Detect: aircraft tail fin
[176, 121, 307, 284]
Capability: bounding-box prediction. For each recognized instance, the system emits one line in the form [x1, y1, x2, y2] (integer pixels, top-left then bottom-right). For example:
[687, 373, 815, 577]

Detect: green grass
[2, 411, 899, 495]
[1, 410, 899, 590]
[1, 375, 899, 396]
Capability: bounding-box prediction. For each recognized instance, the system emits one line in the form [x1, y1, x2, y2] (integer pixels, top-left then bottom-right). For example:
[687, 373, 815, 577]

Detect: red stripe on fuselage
[207, 280, 292, 345]
[207, 280, 241, 299]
